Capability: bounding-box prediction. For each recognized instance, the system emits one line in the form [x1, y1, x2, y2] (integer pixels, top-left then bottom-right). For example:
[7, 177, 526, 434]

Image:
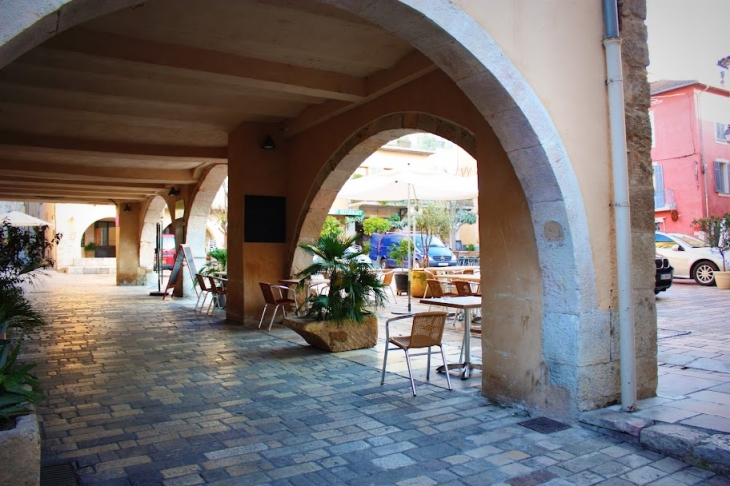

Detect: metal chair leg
[440, 345, 452, 390]
[258, 304, 270, 328]
[268, 304, 279, 331]
[404, 349, 417, 396]
[380, 344, 389, 386]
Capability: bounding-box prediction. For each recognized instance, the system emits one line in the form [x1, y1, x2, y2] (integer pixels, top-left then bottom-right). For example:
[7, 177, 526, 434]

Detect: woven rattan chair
[258, 282, 296, 331]
[380, 270, 397, 303]
[381, 312, 453, 396]
[452, 280, 479, 297]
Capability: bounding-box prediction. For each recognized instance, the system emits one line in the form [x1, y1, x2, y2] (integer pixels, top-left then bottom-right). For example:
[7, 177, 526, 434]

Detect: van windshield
[412, 235, 446, 249]
[162, 235, 176, 250]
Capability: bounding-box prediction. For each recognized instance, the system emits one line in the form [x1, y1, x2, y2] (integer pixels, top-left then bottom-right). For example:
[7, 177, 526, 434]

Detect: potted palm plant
[692, 213, 730, 289]
[282, 234, 386, 352]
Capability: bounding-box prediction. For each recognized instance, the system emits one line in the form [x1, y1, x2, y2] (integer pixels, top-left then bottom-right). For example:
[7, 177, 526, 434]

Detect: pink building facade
[651, 80, 730, 234]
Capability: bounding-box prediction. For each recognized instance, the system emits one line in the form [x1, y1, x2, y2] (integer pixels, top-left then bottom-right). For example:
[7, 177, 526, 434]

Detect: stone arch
[187, 164, 228, 272]
[139, 195, 168, 270]
[2, 0, 599, 416]
[1, 3, 594, 315]
[291, 113, 476, 273]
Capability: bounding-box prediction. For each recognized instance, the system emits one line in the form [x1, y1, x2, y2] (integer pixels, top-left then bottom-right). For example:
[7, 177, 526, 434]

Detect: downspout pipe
[603, 0, 637, 411]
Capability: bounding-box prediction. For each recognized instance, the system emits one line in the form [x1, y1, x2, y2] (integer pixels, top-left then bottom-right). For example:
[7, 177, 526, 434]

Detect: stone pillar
[227, 123, 289, 323]
[620, 0, 657, 399]
[116, 202, 144, 285]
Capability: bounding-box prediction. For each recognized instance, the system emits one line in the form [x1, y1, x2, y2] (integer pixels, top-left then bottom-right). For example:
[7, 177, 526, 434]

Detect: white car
[655, 231, 727, 286]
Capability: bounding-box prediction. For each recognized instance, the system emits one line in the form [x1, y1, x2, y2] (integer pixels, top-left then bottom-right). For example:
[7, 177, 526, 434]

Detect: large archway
[1, 0, 653, 417]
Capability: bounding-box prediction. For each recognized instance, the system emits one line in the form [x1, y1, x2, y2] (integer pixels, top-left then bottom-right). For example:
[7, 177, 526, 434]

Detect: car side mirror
[672, 244, 683, 251]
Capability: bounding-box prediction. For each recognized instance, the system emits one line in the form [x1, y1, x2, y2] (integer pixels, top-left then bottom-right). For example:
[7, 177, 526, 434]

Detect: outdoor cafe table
[278, 278, 330, 310]
[424, 266, 479, 274]
[420, 296, 482, 380]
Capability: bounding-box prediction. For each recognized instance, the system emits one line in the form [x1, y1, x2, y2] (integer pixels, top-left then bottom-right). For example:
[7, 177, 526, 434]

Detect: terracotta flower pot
[714, 271, 730, 290]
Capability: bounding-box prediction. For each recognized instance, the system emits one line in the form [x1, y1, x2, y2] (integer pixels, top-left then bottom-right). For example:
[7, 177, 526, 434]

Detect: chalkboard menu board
[245, 195, 285, 243]
[163, 244, 197, 299]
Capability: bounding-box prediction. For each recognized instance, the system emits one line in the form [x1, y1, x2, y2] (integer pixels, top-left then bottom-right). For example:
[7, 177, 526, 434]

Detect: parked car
[160, 234, 176, 270]
[655, 254, 673, 295]
[369, 232, 457, 269]
[655, 231, 726, 286]
[313, 244, 373, 266]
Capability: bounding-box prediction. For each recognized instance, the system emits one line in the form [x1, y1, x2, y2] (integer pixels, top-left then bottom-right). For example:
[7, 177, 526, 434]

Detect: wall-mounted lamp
[261, 135, 276, 150]
[168, 187, 180, 196]
[123, 204, 132, 212]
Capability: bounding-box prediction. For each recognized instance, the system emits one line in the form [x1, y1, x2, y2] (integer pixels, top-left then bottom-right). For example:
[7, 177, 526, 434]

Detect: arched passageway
[0, 0, 655, 418]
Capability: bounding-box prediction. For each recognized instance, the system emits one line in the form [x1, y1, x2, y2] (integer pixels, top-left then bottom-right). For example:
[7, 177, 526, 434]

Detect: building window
[653, 163, 664, 207]
[715, 122, 729, 143]
[715, 160, 730, 194]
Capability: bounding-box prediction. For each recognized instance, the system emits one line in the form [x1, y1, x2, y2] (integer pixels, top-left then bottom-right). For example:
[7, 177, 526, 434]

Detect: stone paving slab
[14, 273, 730, 484]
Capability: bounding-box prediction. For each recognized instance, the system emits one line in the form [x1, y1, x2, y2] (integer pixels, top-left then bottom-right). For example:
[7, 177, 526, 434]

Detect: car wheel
[380, 258, 388, 270]
[693, 261, 718, 286]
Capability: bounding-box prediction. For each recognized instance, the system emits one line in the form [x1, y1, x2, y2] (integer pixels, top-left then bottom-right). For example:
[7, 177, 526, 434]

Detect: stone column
[227, 123, 289, 323]
[116, 202, 143, 285]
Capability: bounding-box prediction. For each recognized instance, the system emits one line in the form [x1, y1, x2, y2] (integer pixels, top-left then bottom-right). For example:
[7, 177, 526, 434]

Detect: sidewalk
[18, 272, 730, 484]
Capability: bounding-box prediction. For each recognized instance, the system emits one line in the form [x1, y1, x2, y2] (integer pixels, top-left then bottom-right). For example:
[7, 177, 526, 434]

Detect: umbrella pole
[407, 183, 412, 313]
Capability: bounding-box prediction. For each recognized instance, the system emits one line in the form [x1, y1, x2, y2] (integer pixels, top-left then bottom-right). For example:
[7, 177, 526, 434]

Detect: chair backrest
[426, 279, 445, 298]
[258, 282, 276, 304]
[452, 280, 473, 297]
[462, 268, 475, 275]
[208, 276, 225, 294]
[409, 312, 448, 348]
[381, 271, 394, 286]
[424, 270, 436, 280]
[196, 274, 210, 291]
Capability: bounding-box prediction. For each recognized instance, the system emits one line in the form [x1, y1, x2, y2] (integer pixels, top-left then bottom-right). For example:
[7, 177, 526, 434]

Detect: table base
[437, 362, 482, 380]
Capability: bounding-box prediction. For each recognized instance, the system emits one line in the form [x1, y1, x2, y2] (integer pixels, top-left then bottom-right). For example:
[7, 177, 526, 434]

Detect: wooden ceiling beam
[0, 159, 196, 184]
[44, 29, 366, 102]
[0, 131, 227, 160]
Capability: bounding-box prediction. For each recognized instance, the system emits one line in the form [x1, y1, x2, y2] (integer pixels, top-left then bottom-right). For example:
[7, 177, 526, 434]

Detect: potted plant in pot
[83, 241, 97, 258]
[283, 234, 387, 352]
[692, 213, 730, 289]
[388, 239, 414, 295]
[0, 222, 59, 485]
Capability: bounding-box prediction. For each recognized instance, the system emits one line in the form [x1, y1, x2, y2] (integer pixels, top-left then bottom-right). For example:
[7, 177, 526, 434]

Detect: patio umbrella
[338, 166, 478, 311]
[0, 211, 54, 227]
[338, 167, 478, 202]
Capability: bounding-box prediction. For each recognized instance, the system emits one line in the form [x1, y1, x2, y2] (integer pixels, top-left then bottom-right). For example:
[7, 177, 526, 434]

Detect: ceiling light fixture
[168, 187, 180, 196]
[123, 204, 132, 212]
[261, 135, 276, 150]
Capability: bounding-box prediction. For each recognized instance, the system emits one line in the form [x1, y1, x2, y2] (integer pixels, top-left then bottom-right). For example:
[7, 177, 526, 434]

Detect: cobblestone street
[19, 273, 730, 485]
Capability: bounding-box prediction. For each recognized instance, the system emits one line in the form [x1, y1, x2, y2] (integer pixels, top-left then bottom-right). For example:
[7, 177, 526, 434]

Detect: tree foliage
[362, 216, 391, 236]
[320, 216, 344, 239]
[692, 213, 730, 272]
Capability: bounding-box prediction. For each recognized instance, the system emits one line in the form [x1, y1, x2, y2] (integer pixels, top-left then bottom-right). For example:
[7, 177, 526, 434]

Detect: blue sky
[646, 0, 730, 87]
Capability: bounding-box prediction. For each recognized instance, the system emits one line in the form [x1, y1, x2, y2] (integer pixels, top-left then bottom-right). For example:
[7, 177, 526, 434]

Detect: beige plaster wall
[454, 0, 613, 311]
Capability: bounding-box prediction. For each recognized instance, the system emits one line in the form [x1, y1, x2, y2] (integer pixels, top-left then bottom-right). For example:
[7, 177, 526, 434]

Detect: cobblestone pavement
[19, 273, 730, 485]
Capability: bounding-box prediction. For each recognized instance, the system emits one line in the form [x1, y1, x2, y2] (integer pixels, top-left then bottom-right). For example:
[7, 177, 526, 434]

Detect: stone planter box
[283, 315, 378, 352]
[0, 412, 40, 486]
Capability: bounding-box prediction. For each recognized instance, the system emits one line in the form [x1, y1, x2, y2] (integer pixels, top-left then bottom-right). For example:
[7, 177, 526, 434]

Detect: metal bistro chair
[258, 282, 297, 331]
[381, 312, 453, 396]
[206, 276, 227, 315]
[194, 274, 212, 312]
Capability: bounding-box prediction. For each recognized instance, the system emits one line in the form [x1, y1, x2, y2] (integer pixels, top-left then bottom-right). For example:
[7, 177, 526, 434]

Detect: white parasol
[0, 211, 54, 227]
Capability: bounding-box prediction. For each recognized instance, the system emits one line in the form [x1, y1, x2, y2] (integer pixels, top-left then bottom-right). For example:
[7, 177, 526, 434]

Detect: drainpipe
[696, 86, 711, 217]
[602, 0, 636, 411]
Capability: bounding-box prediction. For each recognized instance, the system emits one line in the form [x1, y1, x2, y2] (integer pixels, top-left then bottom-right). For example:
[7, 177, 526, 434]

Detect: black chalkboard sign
[245, 195, 285, 242]
[162, 244, 197, 299]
